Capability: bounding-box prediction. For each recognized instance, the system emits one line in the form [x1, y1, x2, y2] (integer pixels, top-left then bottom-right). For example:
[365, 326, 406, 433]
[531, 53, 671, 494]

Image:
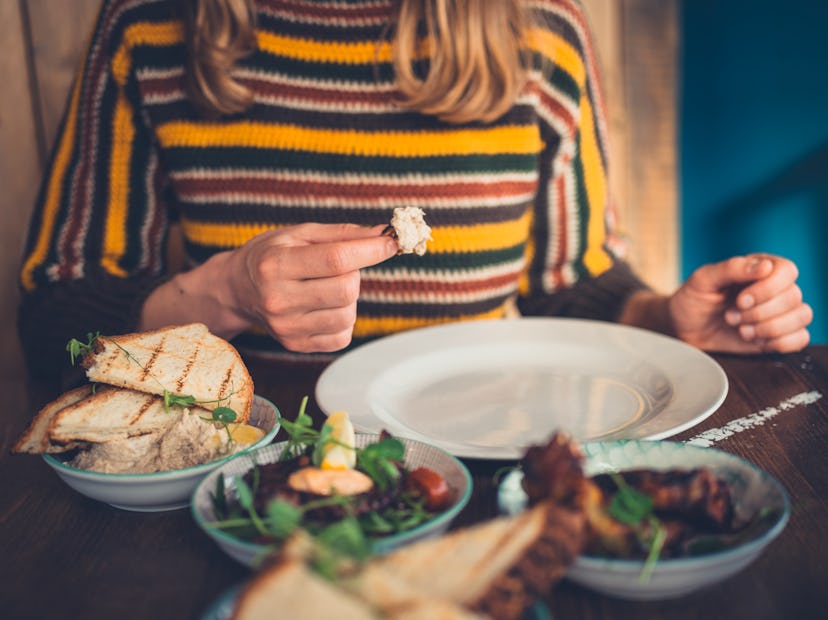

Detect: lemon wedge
[320, 410, 356, 470]
[226, 423, 265, 445]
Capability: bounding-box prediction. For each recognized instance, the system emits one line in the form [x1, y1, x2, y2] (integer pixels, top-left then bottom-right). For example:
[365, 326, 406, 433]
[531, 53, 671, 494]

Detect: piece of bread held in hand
[81, 323, 253, 423]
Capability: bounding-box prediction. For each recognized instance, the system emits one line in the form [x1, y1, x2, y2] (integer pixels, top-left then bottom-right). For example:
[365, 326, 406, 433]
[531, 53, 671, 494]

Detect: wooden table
[2, 346, 827, 620]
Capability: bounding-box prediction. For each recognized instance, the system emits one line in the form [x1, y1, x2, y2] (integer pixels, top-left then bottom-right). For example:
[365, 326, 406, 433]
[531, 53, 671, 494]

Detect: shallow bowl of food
[42, 395, 280, 512]
[498, 439, 790, 601]
[191, 433, 473, 568]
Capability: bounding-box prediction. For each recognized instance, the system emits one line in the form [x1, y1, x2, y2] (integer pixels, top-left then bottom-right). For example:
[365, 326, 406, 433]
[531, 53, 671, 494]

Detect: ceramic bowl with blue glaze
[499, 439, 790, 600]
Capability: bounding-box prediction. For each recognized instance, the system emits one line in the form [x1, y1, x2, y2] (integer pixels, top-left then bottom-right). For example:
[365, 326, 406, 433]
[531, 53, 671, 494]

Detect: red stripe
[361, 271, 521, 296]
[263, 0, 393, 22]
[175, 176, 536, 202]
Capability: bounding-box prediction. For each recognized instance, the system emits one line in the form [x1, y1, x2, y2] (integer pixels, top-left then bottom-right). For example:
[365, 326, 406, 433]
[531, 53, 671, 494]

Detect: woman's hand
[141, 223, 398, 352]
[667, 254, 812, 353]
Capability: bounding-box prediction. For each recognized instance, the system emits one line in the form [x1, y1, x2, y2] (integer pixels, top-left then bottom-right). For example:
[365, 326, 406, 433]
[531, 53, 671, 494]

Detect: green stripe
[164, 148, 538, 175]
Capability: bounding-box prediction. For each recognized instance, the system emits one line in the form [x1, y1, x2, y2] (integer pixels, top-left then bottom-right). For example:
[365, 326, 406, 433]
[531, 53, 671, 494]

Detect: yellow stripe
[183, 211, 531, 253]
[112, 21, 182, 84]
[257, 31, 392, 64]
[182, 221, 278, 249]
[157, 121, 542, 158]
[354, 307, 506, 338]
[432, 210, 532, 253]
[526, 27, 586, 87]
[20, 75, 84, 291]
[578, 94, 613, 275]
[100, 94, 136, 277]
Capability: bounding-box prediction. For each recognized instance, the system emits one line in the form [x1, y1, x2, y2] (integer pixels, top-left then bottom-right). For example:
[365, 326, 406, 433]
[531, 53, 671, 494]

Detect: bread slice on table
[233, 500, 584, 619]
[12, 385, 93, 454]
[81, 323, 253, 423]
[230, 559, 377, 620]
[48, 387, 193, 444]
[352, 501, 584, 619]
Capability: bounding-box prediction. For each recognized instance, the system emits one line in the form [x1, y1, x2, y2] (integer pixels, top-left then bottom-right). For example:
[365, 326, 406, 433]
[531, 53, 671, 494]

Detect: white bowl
[498, 440, 790, 600]
[191, 434, 473, 568]
[42, 395, 280, 512]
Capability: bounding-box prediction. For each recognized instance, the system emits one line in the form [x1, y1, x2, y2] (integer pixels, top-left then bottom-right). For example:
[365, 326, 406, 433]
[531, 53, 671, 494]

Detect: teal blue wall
[680, 0, 827, 343]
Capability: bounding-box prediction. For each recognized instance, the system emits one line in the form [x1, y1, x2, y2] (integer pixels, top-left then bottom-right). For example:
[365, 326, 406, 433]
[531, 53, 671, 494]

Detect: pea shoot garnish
[66, 331, 100, 365]
[608, 472, 667, 582]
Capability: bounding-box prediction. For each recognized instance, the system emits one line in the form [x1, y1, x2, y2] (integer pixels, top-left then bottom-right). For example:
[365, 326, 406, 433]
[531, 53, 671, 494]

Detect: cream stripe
[179, 192, 535, 210]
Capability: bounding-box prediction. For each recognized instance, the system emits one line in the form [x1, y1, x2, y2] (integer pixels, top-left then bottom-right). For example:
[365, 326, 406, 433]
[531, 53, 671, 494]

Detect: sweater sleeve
[518, 0, 649, 320]
[17, 0, 174, 380]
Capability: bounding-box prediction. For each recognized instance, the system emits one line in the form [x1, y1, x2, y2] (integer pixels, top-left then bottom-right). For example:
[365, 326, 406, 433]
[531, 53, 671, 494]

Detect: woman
[18, 0, 812, 380]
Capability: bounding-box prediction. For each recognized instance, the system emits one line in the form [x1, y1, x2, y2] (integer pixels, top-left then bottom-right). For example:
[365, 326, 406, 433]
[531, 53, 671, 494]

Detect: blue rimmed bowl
[191, 434, 473, 568]
[498, 439, 790, 600]
[43, 395, 280, 512]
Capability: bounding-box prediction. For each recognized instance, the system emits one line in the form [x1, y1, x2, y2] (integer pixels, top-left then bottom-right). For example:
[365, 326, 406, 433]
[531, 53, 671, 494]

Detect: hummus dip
[69, 411, 262, 474]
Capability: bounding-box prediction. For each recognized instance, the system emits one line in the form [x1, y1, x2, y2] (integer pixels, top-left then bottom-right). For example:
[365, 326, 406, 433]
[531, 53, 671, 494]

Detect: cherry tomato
[406, 467, 453, 511]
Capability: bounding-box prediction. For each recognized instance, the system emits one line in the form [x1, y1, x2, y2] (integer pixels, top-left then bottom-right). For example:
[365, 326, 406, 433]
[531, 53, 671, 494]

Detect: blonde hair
[180, 0, 258, 118]
[181, 0, 530, 123]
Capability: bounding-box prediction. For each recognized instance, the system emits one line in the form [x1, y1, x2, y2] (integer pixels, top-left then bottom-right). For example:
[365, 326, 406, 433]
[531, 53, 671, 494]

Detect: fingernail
[725, 309, 741, 326]
[738, 294, 755, 309]
[740, 324, 756, 341]
[746, 258, 762, 274]
[386, 238, 399, 254]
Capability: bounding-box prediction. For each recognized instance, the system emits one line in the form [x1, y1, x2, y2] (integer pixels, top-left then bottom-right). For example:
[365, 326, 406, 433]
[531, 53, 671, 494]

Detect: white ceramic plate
[316, 318, 728, 459]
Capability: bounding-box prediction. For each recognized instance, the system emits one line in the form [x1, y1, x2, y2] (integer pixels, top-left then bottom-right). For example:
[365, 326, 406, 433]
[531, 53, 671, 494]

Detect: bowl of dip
[42, 395, 280, 512]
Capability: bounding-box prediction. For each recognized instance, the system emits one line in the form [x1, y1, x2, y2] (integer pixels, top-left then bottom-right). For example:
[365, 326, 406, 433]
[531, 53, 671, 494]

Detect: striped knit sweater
[19, 0, 647, 378]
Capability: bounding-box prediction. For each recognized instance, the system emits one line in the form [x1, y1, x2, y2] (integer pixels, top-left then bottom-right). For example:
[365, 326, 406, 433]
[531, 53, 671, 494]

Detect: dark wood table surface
[2, 346, 827, 620]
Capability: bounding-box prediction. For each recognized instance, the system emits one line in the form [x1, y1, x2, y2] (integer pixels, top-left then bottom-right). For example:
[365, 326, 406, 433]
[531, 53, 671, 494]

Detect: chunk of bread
[81, 323, 253, 423]
[12, 385, 93, 454]
[354, 501, 584, 619]
[231, 559, 377, 620]
[232, 500, 583, 619]
[48, 387, 191, 444]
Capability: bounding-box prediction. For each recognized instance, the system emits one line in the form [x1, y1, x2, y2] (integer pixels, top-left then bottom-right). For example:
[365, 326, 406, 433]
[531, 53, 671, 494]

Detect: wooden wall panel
[583, 0, 680, 294]
[26, 0, 102, 156]
[0, 0, 101, 386]
[0, 0, 42, 387]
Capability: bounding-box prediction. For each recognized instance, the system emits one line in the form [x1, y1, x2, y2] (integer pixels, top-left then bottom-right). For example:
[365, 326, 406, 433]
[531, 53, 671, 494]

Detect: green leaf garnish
[66, 332, 99, 365]
[608, 473, 654, 525]
[607, 472, 665, 582]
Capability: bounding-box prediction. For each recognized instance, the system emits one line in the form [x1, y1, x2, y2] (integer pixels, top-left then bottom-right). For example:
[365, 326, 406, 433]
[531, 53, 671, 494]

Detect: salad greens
[209, 397, 441, 570]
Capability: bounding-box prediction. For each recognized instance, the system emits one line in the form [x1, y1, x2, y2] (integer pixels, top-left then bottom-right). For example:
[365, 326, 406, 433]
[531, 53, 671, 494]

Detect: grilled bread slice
[230, 559, 377, 620]
[81, 323, 253, 423]
[12, 385, 93, 454]
[353, 501, 584, 619]
[48, 387, 191, 444]
[231, 558, 484, 620]
[233, 500, 583, 619]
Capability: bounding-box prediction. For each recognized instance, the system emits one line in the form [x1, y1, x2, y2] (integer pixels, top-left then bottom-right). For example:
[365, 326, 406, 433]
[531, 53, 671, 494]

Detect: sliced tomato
[406, 467, 453, 511]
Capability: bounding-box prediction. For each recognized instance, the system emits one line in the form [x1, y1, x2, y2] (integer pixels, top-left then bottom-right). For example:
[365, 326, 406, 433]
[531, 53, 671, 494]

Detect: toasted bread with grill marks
[11, 385, 92, 454]
[353, 501, 584, 619]
[81, 323, 253, 423]
[48, 386, 194, 444]
[232, 500, 583, 620]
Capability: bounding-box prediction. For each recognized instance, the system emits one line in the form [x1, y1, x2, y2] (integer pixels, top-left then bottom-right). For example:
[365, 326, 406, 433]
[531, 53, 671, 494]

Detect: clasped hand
[669, 254, 813, 353]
